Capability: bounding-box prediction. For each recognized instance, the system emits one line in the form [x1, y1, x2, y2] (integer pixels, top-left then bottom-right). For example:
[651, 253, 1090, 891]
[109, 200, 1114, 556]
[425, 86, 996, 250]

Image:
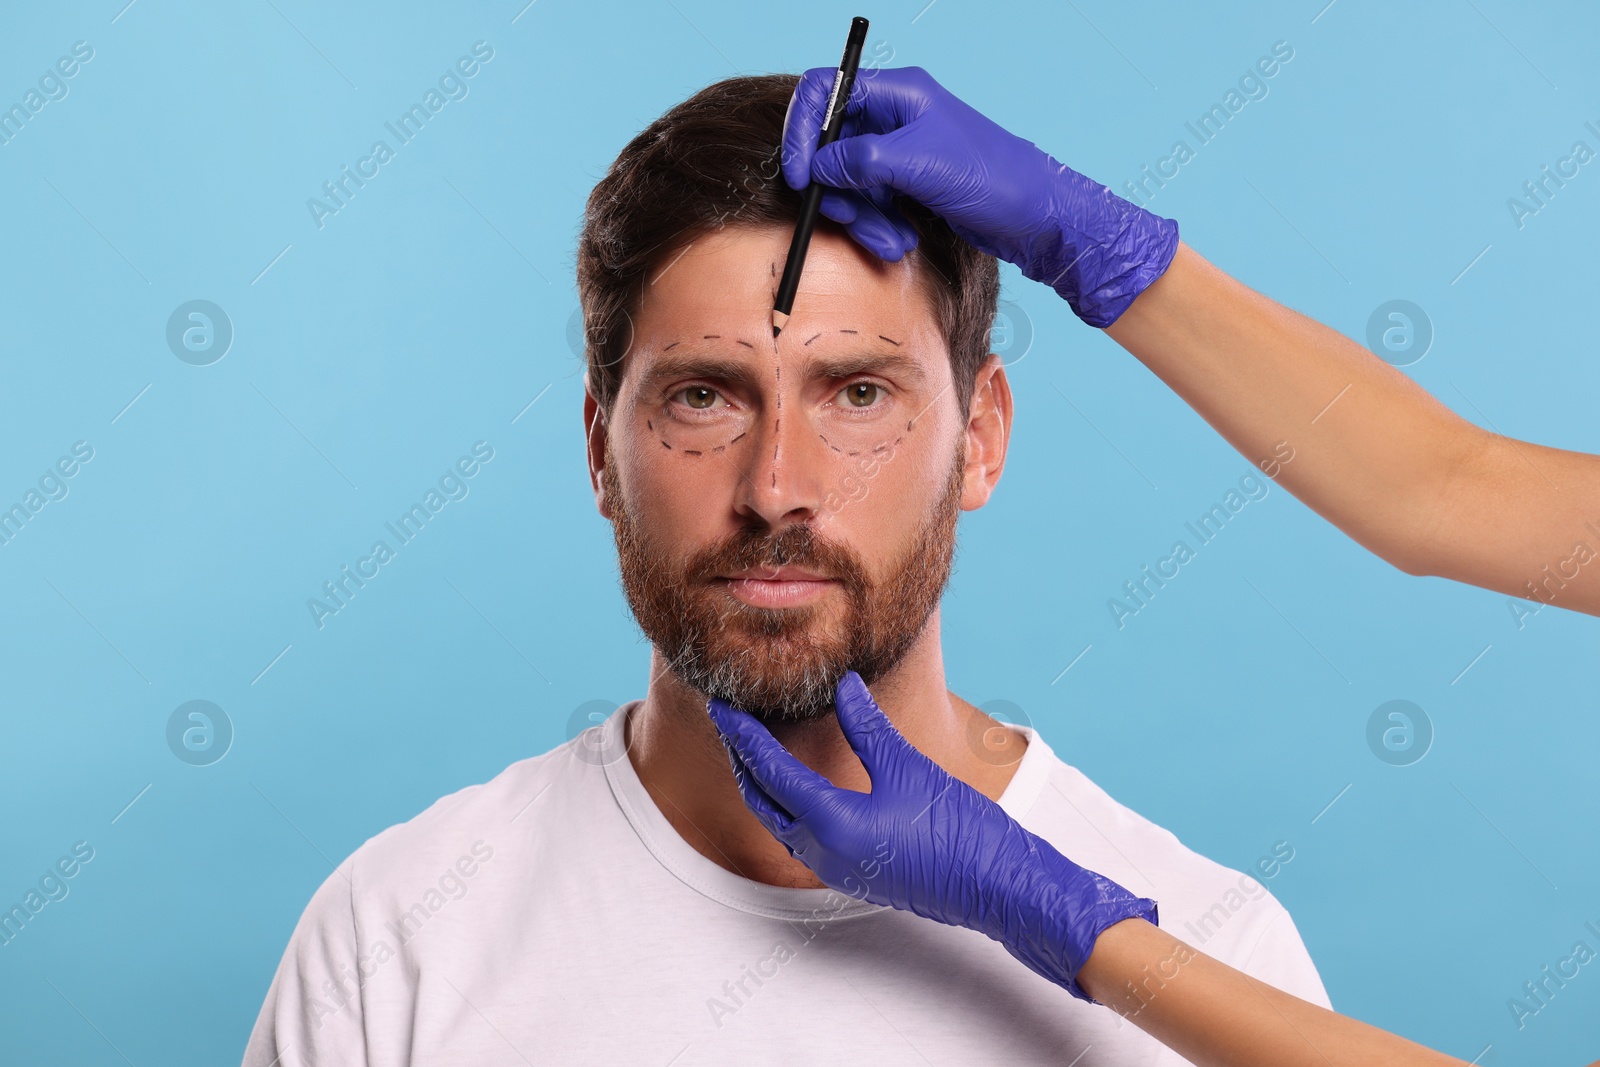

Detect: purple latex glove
[780, 65, 1179, 327]
[705, 671, 1158, 1003]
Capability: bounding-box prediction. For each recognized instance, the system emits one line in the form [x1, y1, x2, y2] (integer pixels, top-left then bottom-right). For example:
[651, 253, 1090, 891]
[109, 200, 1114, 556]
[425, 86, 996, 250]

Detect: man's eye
[674, 386, 724, 410]
[837, 382, 882, 408]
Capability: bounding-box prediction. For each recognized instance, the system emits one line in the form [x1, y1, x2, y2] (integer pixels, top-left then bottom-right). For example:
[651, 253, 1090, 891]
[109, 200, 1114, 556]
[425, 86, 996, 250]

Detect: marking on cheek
[736, 339, 754, 349]
[683, 449, 702, 456]
[661, 439, 672, 449]
[804, 332, 823, 346]
[647, 419, 653, 430]
[730, 431, 748, 444]
[906, 419, 914, 432]
[818, 432, 842, 453]
[878, 334, 901, 346]
[713, 444, 726, 453]
[663, 341, 681, 351]
[703, 334, 720, 339]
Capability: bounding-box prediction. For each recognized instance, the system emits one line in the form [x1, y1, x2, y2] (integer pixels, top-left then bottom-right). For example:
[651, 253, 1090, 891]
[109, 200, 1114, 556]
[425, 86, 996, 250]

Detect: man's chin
[703, 686, 840, 725]
[684, 639, 849, 723]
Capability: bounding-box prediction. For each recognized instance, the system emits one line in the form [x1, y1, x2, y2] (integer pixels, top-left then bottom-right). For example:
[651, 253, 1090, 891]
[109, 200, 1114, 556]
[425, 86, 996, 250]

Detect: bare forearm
[1077, 918, 1465, 1067]
[1104, 242, 1600, 616]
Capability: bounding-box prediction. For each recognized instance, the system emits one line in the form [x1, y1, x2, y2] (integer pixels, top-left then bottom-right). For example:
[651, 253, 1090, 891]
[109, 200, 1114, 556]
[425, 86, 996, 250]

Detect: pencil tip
[771, 325, 781, 339]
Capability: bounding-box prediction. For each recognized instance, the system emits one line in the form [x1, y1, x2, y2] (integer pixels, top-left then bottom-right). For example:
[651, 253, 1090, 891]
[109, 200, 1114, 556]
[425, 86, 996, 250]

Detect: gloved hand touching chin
[781, 65, 1179, 328]
[705, 671, 1157, 1004]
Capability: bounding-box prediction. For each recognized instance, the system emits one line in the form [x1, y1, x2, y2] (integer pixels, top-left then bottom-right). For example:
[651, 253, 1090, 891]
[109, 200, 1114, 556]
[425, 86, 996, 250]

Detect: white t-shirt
[242, 701, 1330, 1066]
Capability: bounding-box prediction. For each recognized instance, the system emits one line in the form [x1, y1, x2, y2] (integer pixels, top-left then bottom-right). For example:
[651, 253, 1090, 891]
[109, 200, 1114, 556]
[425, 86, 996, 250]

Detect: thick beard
[605, 439, 965, 725]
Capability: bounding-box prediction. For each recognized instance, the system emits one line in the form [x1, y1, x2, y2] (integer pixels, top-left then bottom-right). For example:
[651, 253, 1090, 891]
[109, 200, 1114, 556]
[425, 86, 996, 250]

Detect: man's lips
[715, 568, 838, 607]
[720, 566, 831, 581]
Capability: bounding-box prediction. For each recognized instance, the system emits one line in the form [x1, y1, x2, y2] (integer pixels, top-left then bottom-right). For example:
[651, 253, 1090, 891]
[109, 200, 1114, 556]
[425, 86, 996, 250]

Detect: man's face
[590, 222, 991, 724]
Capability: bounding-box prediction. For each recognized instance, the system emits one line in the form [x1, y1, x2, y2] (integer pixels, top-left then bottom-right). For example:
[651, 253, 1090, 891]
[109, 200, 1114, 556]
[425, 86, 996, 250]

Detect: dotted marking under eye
[819, 432, 903, 456]
[804, 332, 823, 346]
[703, 334, 720, 339]
[663, 341, 681, 351]
[736, 339, 754, 348]
[878, 334, 901, 346]
[839, 328, 857, 334]
[713, 444, 726, 453]
[661, 439, 672, 449]
[730, 431, 748, 443]
[647, 419, 653, 430]
[683, 449, 702, 456]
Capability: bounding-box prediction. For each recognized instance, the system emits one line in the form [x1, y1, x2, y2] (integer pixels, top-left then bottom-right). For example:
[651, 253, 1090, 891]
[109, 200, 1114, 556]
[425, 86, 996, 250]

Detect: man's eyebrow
[638, 354, 761, 392]
[805, 352, 927, 386]
[638, 349, 927, 392]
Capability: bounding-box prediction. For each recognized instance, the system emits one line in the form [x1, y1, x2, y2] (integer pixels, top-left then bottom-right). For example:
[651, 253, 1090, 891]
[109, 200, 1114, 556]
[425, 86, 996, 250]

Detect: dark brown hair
[576, 73, 999, 420]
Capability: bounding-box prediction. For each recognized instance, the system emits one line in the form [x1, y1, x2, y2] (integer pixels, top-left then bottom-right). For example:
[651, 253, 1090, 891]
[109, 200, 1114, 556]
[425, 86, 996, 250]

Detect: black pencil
[772, 16, 869, 338]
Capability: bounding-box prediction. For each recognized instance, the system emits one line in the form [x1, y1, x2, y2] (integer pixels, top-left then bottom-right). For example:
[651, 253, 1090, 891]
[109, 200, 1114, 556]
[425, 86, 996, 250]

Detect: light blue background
[1, 1, 1596, 1063]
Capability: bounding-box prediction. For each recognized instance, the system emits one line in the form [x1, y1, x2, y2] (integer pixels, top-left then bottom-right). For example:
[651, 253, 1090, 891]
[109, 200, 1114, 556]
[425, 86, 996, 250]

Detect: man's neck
[623, 611, 1029, 889]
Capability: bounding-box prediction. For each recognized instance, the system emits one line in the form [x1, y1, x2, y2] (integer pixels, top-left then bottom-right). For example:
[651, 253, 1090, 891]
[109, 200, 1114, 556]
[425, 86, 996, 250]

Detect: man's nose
[731, 405, 836, 528]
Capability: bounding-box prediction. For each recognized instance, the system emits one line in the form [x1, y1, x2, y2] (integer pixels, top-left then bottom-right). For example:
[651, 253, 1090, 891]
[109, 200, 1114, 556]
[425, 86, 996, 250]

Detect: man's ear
[960, 353, 1012, 511]
[583, 382, 614, 521]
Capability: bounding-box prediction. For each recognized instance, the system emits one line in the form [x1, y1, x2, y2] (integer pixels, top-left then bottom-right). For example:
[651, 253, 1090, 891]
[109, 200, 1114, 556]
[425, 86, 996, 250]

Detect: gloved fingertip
[818, 190, 860, 225]
[843, 224, 902, 263]
[839, 669, 875, 704]
[705, 697, 740, 738]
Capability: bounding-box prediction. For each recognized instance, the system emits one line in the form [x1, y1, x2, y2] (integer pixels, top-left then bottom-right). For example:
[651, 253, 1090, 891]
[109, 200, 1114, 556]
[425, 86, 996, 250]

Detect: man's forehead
[641, 223, 930, 323]
[628, 224, 944, 387]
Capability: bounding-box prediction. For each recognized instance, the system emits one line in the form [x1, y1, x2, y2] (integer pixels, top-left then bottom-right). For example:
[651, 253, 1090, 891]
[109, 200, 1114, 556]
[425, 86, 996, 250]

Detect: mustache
[685, 523, 868, 588]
